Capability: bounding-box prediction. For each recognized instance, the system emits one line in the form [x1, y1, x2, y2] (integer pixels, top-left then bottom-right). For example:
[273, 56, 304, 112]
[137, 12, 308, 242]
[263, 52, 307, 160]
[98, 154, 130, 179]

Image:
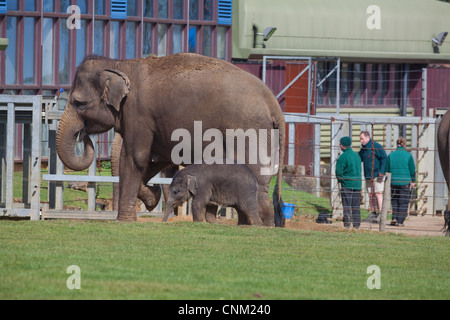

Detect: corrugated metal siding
[427, 67, 450, 110]
[234, 61, 286, 110]
[316, 108, 415, 159]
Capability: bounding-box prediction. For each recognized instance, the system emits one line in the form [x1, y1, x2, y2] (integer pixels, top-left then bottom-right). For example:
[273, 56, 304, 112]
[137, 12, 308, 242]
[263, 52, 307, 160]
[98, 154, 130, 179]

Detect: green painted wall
[233, 0, 450, 63]
[0, 38, 8, 51]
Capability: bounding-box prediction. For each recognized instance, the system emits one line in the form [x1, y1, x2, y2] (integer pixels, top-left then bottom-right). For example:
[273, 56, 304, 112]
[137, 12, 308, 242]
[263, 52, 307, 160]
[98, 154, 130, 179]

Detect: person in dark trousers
[359, 131, 387, 223]
[385, 137, 416, 227]
[336, 136, 362, 229]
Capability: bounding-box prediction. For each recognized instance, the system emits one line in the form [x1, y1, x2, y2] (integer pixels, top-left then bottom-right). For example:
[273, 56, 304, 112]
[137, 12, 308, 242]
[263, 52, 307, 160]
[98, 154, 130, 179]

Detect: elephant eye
[72, 97, 89, 108]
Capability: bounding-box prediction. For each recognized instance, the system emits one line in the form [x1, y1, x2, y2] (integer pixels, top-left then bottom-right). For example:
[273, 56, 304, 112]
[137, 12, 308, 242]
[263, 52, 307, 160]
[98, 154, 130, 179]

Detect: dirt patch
[138, 214, 447, 237]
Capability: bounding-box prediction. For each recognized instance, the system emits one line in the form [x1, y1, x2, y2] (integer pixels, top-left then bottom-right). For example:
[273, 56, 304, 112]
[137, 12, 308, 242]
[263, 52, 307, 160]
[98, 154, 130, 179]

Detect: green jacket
[336, 148, 362, 190]
[359, 139, 387, 180]
[385, 147, 416, 186]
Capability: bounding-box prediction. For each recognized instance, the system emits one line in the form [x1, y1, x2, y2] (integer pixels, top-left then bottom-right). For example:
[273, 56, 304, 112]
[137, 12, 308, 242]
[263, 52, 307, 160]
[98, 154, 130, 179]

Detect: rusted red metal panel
[427, 67, 450, 111]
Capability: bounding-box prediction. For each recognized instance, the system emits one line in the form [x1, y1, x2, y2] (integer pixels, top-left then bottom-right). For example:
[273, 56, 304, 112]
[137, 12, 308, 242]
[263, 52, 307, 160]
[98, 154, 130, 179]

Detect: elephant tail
[443, 210, 450, 237]
[272, 118, 285, 228]
[273, 173, 285, 227]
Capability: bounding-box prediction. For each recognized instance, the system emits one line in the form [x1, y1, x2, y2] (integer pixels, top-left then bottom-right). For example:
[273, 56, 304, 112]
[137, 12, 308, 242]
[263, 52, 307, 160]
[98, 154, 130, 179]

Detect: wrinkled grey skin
[437, 109, 450, 236]
[163, 164, 260, 225]
[56, 53, 285, 224]
[111, 132, 162, 212]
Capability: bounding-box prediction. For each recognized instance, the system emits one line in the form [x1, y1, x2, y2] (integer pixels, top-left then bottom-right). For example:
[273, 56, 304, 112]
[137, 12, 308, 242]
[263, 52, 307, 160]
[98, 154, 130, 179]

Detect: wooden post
[379, 172, 391, 232]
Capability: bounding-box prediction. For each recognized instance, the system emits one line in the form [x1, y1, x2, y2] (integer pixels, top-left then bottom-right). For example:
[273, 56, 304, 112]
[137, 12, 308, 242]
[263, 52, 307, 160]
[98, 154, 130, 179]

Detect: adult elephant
[437, 108, 450, 236]
[56, 53, 285, 226]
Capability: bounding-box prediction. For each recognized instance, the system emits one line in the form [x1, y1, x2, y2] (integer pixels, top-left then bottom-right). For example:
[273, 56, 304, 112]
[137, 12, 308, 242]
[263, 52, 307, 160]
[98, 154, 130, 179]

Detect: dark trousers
[340, 187, 361, 228]
[391, 185, 410, 224]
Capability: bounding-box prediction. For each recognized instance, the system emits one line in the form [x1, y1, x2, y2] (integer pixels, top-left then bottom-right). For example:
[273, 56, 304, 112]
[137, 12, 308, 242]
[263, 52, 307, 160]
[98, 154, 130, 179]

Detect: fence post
[379, 172, 391, 232]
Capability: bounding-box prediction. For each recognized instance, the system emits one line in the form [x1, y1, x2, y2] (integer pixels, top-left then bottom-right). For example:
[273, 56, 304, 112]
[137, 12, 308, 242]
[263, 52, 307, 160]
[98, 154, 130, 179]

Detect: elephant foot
[116, 215, 137, 222]
[116, 205, 138, 222]
[258, 186, 275, 227]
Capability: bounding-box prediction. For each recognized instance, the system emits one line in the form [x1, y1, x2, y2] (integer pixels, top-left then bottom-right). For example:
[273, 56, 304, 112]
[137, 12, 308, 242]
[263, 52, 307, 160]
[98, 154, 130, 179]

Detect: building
[0, 0, 232, 96]
[1, 0, 450, 166]
[0, 0, 233, 160]
[232, 0, 450, 169]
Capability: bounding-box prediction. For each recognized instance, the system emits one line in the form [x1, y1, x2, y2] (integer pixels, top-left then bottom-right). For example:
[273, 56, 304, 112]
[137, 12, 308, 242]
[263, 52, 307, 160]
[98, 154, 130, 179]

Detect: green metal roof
[0, 38, 8, 51]
[232, 0, 450, 63]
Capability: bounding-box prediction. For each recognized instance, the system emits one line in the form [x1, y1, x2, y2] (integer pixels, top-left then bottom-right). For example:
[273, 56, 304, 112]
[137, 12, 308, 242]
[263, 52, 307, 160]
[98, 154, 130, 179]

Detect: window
[60, 0, 70, 13]
[23, 18, 35, 84]
[190, 0, 199, 20]
[144, 0, 154, 17]
[202, 26, 213, 57]
[43, 1, 54, 12]
[94, 20, 105, 56]
[25, 0, 36, 11]
[353, 63, 363, 105]
[158, 24, 168, 56]
[42, 18, 54, 85]
[127, 0, 138, 16]
[158, 0, 168, 19]
[126, 22, 137, 59]
[204, 0, 213, 21]
[173, 24, 184, 54]
[7, 0, 18, 10]
[174, 0, 184, 19]
[340, 63, 349, 105]
[188, 26, 197, 53]
[143, 23, 153, 57]
[217, 26, 228, 60]
[59, 19, 71, 85]
[95, 0, 105, 15]
[110, 21, 120, 59]
[5, 17, 17, 85]
[78, 0, 88, 14]
[76, 20, 87, 66]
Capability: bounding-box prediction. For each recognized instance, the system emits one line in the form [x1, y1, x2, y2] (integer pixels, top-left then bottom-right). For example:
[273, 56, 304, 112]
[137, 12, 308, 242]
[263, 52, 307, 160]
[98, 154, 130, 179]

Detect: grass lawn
[0, 219, 448, 300]
[14, 167, 114, 210]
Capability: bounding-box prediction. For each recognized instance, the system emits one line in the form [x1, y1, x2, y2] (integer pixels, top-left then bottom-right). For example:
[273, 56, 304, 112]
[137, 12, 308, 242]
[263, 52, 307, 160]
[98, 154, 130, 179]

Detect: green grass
[269, 179, 373, 220]
[0, 219, 449, 300]
[14, 167, 113, 210]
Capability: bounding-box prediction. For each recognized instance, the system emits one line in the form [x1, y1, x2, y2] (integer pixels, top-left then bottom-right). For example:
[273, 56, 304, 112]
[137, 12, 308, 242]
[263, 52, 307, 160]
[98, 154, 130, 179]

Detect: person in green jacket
[336, 136, 362, 229]
[385, 137, 416, 226]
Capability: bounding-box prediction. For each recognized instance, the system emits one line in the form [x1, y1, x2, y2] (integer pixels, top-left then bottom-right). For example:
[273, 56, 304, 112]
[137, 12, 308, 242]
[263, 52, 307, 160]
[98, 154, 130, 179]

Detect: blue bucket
[282, 203, 295, 219]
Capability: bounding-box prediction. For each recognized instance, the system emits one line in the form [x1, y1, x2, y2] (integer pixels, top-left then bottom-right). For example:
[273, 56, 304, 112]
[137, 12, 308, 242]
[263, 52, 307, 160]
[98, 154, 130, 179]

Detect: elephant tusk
[76, 131, 81, 143]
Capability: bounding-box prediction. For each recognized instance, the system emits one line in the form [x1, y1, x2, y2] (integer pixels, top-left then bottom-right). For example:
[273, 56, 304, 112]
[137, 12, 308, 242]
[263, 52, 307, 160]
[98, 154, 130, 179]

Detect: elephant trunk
[162, 199, 174, 222]
[56, 104, 95, 171]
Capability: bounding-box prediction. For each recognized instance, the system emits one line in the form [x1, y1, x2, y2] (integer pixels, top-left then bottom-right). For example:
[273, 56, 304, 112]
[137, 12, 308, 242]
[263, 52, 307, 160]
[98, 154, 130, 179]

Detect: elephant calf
[163, 163, 261, 225]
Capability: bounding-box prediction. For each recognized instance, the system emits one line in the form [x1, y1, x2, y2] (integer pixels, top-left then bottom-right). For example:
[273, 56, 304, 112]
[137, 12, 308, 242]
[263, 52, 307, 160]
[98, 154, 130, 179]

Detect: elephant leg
[191, 196, 210, 222]
[238, 202, 262, 226]
[138, 185, 161, 212]
[237, 211, 250, 225]
[205, 204, 218, 223]
[257, 185, 275, 227]
[117, 158, 144, 222]
[139, 162, 172, 211]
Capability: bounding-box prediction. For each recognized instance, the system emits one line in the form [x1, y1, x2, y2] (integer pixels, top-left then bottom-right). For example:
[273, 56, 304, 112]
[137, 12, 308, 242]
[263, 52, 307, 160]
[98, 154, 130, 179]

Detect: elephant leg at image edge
[205, 204, 218, 223]
[258, 187, 275, 227]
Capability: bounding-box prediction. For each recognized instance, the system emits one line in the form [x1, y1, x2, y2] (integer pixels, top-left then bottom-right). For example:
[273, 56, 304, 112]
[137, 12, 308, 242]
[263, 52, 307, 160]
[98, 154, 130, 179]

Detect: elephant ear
[100, 69, 130, 111]
[187, 174, 198, 197]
